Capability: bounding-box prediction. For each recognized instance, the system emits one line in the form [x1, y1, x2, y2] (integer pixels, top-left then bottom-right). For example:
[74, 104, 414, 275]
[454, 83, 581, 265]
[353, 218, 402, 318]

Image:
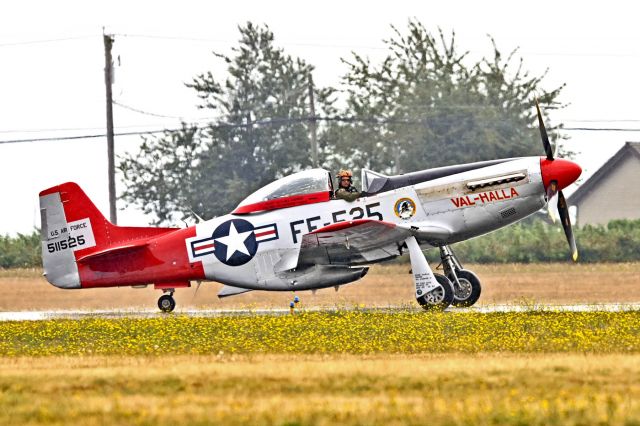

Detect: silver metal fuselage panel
[189, 156, 545, 291]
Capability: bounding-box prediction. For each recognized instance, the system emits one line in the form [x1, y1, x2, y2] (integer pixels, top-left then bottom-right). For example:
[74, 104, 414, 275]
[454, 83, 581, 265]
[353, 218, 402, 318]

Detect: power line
[0, 117, 221, 134]
[3, 117, 640, 145]
[0, 123, 179, 134]
[0, 35, 96, 47]
[0, 129, 168, 145]
[564, 119, 640, 123]
[113, 100, 222, 122]
[14, 31, 633, 59]
[115, 32, 387, 50]
[563, 127, 640, 132]
[4, 109, 640, 136]
[113, 100, 194, 119]
[0, 119, 307, 144]
[115, 33, 231, 43]
[113, 33, 640, 57]
[3, 116, 640, 136]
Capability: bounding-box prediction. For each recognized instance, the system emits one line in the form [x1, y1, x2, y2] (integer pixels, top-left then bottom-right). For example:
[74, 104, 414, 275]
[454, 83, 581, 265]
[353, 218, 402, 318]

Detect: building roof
[569, 142, 640, 205]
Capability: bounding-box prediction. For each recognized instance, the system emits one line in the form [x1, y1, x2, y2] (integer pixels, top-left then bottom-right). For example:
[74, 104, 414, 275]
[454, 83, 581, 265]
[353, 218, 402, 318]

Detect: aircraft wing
[297, 219, 413, 267]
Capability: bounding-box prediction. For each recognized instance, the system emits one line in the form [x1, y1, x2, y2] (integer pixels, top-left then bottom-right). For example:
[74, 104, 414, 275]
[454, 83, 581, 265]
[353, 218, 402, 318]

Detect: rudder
[39, 183, 99, 288]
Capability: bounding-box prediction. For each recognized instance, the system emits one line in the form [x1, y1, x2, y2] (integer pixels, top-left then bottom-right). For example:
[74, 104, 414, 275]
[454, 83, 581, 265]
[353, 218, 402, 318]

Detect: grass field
[1, 310, 639, 355]
[1, 265, 640, 425]
[2, 262, 640, 311]
[0, 310, 638, 424]
[1, 353, 639, 425]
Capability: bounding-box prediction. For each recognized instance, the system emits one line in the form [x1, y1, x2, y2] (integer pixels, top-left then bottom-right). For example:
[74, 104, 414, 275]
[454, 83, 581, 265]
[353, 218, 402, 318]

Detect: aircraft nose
[540, 158, 582, 191]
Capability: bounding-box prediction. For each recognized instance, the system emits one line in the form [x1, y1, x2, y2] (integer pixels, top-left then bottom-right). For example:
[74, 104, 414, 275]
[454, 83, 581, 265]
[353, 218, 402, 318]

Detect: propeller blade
[557, 190, 578, 262]
[535, 99, 554, 161]
[545, 180, 558, 223]
[547, 204, 557, 224]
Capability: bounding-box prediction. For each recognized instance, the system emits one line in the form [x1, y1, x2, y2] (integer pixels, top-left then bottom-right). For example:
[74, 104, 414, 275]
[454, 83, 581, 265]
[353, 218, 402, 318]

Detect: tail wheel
[451, 269, 482, 307]
[417, 274, 454, 311]
[158, 294, 176, 313]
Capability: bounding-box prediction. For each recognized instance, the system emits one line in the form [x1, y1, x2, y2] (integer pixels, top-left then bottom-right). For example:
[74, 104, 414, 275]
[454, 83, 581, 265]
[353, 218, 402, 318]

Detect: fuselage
[41, 155, 581, 293]
[186, 156, 547, 290]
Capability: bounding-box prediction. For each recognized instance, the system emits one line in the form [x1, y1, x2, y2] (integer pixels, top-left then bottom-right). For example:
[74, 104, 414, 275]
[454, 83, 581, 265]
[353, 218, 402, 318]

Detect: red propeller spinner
[540, 158, 582, 192]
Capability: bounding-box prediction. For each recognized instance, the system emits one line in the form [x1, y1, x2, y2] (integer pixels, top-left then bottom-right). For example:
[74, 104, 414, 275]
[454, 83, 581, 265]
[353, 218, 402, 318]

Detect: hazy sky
[1, 0, 639, 235]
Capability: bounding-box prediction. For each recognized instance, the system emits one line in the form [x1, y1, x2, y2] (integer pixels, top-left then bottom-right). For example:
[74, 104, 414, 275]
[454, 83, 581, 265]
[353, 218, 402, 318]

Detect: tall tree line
[119, 20, 565, 224]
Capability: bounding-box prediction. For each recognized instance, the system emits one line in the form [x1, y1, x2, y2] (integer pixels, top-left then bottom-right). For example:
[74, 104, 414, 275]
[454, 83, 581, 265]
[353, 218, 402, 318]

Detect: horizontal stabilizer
[75, 242, 149, 263]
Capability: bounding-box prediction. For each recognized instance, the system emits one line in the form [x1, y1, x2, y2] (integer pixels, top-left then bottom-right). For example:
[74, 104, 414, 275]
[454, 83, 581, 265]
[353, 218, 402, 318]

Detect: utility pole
[103, 33, 117, 224]
[307, 73, 319, 168]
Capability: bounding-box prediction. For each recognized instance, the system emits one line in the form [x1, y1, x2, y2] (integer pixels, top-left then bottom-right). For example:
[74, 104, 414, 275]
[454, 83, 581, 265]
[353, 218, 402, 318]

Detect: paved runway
[0, 303, 638, 321]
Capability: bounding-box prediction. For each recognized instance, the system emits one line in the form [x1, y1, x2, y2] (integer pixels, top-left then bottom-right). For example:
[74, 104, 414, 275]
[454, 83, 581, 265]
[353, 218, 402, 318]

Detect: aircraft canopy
[233, 169, 333, 214]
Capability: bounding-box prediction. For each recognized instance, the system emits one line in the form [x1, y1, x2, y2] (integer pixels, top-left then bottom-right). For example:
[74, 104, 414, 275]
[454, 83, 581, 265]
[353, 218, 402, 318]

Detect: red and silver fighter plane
[39, 103, 581, 311]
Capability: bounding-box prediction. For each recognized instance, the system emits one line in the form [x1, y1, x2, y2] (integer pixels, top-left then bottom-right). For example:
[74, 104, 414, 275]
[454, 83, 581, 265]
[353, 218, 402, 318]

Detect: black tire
[417, 273, 454, 311]
[450, 269, 482, 307]
[158, 294, 176, 313]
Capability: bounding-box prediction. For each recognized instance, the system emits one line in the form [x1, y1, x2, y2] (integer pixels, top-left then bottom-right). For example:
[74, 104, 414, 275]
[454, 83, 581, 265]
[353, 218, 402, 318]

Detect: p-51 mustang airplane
[39, 103, 581, 311]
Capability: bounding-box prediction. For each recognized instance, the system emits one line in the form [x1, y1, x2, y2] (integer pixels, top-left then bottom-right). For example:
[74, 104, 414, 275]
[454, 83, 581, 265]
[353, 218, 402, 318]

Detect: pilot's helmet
[337, 169, 353, 184]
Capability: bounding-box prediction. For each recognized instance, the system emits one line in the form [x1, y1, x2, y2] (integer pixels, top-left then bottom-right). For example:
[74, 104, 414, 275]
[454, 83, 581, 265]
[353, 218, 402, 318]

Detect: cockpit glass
[236, 169, 331, 208]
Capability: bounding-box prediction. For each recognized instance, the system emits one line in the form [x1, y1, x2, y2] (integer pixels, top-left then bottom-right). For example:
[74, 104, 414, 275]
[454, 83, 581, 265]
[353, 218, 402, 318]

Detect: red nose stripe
[540, 158, 582, 191]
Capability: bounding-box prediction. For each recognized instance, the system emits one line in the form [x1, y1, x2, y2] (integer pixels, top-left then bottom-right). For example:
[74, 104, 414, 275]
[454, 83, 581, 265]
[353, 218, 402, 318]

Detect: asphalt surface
[0, 304, 638, 321]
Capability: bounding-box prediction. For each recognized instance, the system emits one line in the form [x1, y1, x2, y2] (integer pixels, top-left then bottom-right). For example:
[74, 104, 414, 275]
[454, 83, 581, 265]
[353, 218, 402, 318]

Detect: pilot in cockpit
[334, 169, 362, 202]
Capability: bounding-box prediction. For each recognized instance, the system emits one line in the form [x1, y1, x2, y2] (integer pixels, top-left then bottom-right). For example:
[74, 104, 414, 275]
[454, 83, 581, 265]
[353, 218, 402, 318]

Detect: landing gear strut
[405, 236, 454, 311]
[439, 245, 482, 307]
[158, 290, 176, 313]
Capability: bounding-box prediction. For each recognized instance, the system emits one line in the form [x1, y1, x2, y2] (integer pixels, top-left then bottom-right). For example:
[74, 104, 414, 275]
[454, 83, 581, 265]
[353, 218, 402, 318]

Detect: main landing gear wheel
[158, 294, 176, 313]
[417, 274, 454, 311]
[452, 269, 482, 308]
[450, 269, 482, 307]
[438, 245, 482, 308]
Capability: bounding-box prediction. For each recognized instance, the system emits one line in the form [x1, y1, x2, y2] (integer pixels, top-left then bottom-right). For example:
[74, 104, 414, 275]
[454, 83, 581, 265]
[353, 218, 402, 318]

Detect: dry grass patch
[1, 263, 640, 311]
[1, 354, 639, 425]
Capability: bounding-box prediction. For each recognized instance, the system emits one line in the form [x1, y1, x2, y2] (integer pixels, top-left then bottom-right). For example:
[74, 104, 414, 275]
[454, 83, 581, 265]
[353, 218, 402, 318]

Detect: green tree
[120, 20, 568, 225]
[119, 22, 334, 224]
[326, 20, 566, 175]
[0, 231, 41, 269]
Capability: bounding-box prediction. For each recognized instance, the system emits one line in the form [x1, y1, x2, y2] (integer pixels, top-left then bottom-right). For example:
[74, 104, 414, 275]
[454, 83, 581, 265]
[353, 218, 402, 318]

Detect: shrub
[0, 231, 41, 269]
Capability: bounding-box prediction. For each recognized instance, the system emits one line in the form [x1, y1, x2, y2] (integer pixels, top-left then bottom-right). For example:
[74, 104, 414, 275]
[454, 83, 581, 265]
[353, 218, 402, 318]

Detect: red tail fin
[40, 182, 176, 248]
[39, 182, 178, 288]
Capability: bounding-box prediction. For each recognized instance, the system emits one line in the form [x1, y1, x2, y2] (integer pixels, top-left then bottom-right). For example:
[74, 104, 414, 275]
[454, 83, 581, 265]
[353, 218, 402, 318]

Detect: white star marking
[215, 222, 253, 261]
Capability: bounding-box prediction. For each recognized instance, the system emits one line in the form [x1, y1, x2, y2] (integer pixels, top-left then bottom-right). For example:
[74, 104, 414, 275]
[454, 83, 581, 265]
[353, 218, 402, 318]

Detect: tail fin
[39, 182, 177, 288]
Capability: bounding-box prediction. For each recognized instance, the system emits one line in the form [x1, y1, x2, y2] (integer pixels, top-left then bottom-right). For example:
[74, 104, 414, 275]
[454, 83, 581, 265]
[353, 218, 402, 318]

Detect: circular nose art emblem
[212, 219, 257, 266]
[394, 197, 417, 220]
